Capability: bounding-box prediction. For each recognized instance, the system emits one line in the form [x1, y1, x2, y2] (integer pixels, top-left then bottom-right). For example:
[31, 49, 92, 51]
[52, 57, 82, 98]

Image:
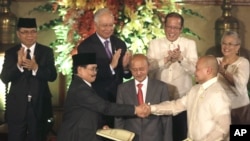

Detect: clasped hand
[167, 46, 182, 63]
[17, 47, 38, 71]
[135, 104, 151, 118]
[218, 60, 228, 75]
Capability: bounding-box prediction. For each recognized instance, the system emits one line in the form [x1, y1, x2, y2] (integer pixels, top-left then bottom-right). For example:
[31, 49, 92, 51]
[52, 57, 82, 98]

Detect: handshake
[135, 103, 151, 118]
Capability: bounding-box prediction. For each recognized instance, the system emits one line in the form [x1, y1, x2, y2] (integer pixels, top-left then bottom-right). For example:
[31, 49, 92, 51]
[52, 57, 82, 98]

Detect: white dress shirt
[135, 77, 148, 103]
[147, 36, 198, 99]
[96, 33, 116, 74]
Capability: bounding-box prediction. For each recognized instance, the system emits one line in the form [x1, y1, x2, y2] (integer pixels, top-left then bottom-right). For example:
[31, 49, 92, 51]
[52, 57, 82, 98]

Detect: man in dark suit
[57, 53, 148, 141]
[77, 8, 132, 127]
[0, 18, 57, 141]
[115, 54, 173, 141]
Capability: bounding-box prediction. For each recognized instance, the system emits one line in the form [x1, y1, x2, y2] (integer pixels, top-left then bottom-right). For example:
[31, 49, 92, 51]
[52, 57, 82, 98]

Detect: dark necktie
[137, 83, 144, 104]
[26, 49, 31, 60]
[24, 49, 31, 75]
[104, 40, 112, 59]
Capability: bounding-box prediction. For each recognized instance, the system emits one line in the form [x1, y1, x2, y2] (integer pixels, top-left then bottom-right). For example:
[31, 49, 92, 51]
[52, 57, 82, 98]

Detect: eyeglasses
[221, 42, 239, 47]
[86, 67, 98, 72]
[98, 24, 115, 28]
[19, 30, 37, 35]
[165, 26, 181, 31]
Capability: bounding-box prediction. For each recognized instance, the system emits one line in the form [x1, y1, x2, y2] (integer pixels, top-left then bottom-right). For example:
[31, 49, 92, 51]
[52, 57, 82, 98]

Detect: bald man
[115, 54, 173, 141]
[150, 55, 231, 141]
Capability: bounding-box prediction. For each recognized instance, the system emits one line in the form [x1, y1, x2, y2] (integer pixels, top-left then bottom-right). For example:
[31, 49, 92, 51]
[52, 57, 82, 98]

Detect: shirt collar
[83, 79, 92, 87]
[22, 43, 36, 53]
[201, 77, 218, 90]
[96, 33, 110, 44]
[135, 77, 148, 86]
[166, 36, 180, 45]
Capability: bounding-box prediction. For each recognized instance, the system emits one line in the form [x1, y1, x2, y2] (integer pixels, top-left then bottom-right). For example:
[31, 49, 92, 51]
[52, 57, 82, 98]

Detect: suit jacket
[0, 43, 57, 126]
[57, 75, 135, 141]
[115, 78, 173, 141]
[77, 33, 132, 102]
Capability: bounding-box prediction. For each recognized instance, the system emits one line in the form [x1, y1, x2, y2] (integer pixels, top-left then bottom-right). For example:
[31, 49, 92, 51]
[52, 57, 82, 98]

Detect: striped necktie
[104, 40, 112, 59]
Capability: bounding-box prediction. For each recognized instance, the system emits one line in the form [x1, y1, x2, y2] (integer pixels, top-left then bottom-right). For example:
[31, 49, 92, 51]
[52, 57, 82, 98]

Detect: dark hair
[164, 12, 184, 28]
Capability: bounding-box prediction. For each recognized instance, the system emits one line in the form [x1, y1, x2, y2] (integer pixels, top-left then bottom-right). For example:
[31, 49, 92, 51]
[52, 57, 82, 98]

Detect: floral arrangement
[32, 0, 203, 84]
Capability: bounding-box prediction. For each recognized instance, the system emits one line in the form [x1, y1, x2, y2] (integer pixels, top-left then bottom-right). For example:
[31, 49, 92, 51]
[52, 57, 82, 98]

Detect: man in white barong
[149, 55, 231, 141]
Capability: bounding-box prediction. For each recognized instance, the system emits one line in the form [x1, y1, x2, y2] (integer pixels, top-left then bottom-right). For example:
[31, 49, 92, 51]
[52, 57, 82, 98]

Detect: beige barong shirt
[151, 77, 231, 141]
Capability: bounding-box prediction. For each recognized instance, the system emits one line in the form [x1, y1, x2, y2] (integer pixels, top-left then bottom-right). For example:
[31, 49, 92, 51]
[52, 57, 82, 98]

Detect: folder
[96, 128, 135, 141]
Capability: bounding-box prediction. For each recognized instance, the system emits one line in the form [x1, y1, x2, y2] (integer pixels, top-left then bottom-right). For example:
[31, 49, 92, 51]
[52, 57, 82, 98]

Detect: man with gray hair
[77, 8, 132, 128]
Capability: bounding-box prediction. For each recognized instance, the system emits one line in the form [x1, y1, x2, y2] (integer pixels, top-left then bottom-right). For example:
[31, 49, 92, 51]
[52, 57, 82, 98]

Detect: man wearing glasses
[0, 18, 57, 141]
[147, 12, 198, 141]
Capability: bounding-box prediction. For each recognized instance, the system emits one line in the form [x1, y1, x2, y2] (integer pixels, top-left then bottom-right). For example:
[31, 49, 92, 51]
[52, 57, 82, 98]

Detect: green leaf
[29, 3, 54, 14]
[182, 27, 201, 40]
[38, 18, 63, 31]
[181, 7, 206, 20]
[34, 0, 204, 84]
